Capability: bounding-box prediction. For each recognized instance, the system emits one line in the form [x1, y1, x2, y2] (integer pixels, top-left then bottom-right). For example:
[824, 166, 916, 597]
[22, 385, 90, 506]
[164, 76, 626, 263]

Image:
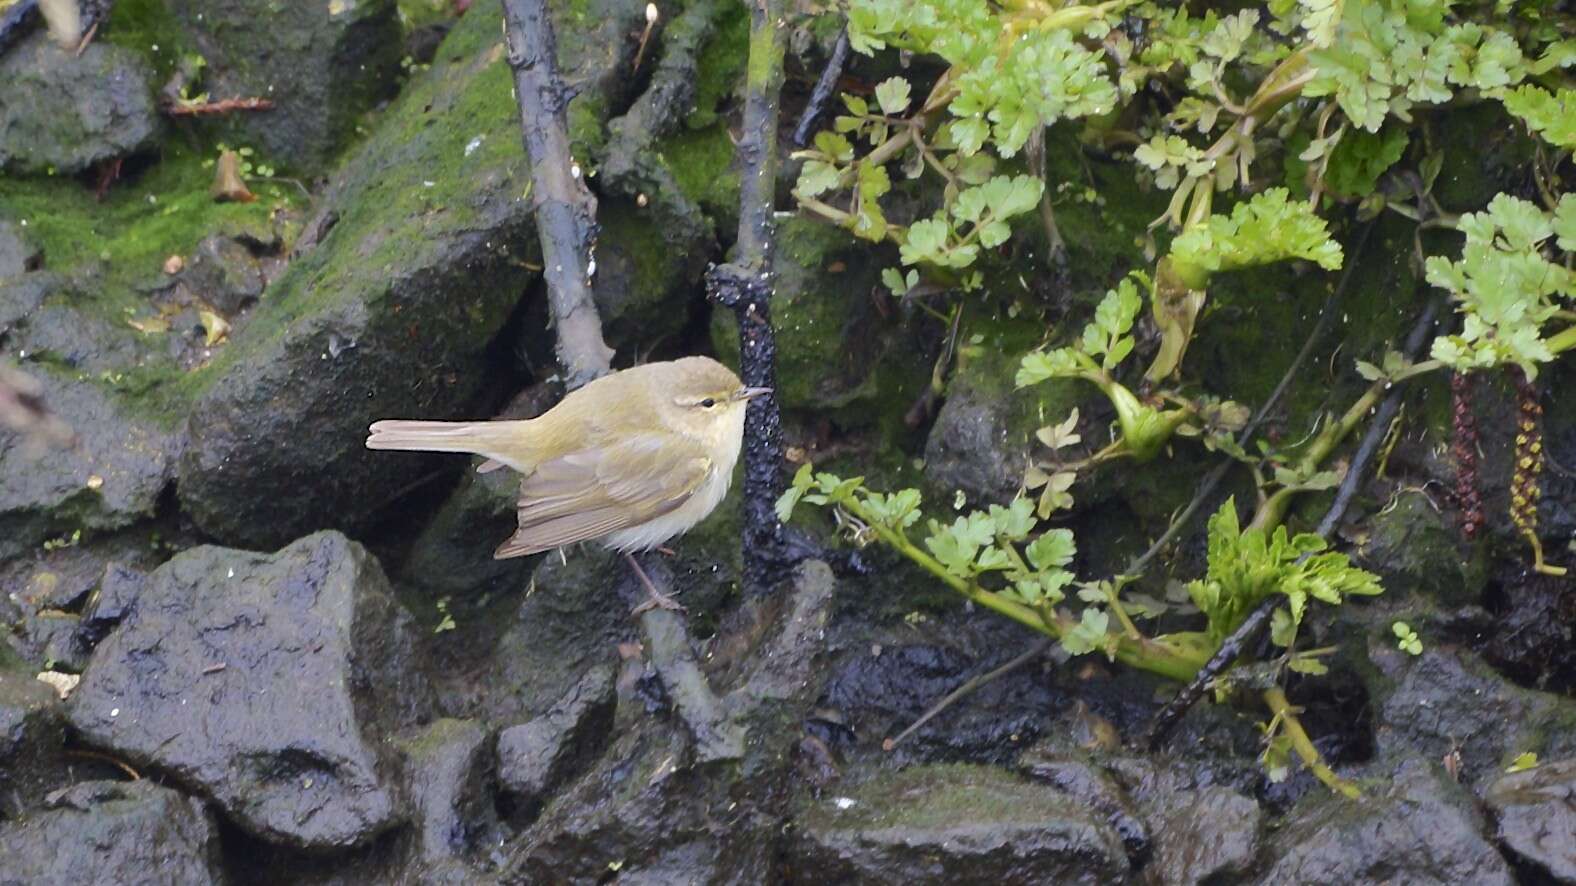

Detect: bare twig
[500, 0, 615, 389]
[63, 749, 141, 781]
[1146, 295, 1443, 750]
[707, 0, 792, 595]
[163, 97, 276, 116]
[792, 26, 850, 147]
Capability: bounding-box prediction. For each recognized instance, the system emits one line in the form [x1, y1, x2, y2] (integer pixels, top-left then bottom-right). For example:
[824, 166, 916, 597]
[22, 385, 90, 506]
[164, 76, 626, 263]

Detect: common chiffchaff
[366, 357, 768, 564]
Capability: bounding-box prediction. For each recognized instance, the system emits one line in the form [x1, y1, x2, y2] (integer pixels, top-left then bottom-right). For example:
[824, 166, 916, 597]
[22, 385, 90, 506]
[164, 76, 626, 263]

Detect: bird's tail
[366, 420, 532, 472]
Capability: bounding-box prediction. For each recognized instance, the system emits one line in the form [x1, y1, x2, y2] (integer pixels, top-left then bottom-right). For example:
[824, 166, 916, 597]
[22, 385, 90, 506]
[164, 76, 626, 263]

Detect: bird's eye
[700, 398, 717, 408]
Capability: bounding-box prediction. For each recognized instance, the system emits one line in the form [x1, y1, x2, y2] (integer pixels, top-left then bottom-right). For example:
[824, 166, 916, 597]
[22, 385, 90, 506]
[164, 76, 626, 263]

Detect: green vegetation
[782, 0, 1576, 792]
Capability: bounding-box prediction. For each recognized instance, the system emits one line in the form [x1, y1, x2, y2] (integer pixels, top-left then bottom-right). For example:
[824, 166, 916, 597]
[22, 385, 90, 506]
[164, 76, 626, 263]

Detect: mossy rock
[175, 0, 647, 549]
[166, 0, 403, 175]
[793, 763, 1129, 885]
[0, 32, 162, 175]
[925, 322, 1089, 507]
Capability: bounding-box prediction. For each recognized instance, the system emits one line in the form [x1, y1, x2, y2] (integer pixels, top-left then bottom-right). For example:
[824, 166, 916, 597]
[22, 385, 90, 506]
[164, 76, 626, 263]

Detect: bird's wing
[493, 432, 711, 558]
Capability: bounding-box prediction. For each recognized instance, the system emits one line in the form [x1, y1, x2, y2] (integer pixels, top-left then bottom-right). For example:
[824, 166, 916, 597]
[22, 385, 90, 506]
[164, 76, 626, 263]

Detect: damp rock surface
[67, 531, 433, 850]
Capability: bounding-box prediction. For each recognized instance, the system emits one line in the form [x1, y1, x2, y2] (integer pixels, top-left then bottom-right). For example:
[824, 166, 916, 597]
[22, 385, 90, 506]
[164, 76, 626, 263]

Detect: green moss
[101, 0, 193, 82]
[744, 15, 781, 89]
[658, 125, 739, 224]
[0, 146, 295, 420]
[684, 0, 748, 130]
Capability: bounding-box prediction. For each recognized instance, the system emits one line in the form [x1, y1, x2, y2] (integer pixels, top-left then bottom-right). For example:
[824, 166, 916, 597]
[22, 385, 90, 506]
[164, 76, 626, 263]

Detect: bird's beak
[734, 386, 772, 402]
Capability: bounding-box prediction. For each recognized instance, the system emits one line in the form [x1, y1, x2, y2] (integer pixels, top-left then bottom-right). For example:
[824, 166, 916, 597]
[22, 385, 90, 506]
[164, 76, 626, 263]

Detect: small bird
[366, 356, 769, 612]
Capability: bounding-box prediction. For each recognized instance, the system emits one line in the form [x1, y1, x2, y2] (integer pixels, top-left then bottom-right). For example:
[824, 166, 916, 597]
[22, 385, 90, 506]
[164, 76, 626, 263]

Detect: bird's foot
[631, 588, 686, 616]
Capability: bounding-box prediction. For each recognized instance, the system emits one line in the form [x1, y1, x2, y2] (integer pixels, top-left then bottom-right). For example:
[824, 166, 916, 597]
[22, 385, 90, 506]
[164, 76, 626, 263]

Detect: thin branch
[792, 26, 850, 147]
[500, 0, 615, 389]
[163, 97, 276, 116]
[707, 0, 792, 595]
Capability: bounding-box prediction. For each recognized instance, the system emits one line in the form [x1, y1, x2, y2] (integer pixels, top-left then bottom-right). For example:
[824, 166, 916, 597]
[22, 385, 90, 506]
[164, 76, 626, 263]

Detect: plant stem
[1264, 688, 1361, 798]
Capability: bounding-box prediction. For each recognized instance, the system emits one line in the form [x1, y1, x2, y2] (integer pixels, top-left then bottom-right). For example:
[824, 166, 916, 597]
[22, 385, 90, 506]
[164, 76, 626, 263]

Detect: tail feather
[366, 419, 532, 472]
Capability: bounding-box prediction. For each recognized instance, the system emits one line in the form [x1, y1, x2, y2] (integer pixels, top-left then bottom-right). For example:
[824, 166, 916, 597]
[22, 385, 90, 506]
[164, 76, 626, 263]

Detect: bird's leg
[626, 553, 686, 615]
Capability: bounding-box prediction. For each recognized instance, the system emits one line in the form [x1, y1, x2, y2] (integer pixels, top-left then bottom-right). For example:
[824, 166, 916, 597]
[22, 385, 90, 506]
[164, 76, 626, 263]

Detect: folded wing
[493, 432, 710, 558]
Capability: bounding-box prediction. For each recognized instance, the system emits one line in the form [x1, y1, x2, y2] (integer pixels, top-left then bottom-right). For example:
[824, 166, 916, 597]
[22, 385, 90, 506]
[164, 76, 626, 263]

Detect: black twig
[500, 0, 614, 390]
[707, 0, 792, 596]
[1146, 295, 1443, 750]
[792, 27, 851, 147]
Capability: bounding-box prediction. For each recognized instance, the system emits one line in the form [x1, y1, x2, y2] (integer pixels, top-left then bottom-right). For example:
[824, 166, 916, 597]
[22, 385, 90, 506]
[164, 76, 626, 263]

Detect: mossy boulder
[793, 763, 1129, 884]
[176, 0, 645, 549]
[0, 32, 162, 175]
[925, 331, 1087, 506]
[167, 0, 402, 175]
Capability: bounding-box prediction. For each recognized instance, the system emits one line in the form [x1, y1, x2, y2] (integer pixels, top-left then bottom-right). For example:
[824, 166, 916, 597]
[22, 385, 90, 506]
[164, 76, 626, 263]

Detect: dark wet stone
[177, 235, 269, 316]
[819, 625, 1063, 764]
[1356, 490, 1483, 605]
[175, 0, 645, 549]
[0, 651, 64, 820]
[1103, 756, 1262, 885]
[0, 369, 178, 561]
[1256, 757, 1512, 885]
[396, 718, 498, 868]
[924, 344, 1085, 506]
[1484, 757, 1576, 883]
[1367, 642, 1576, 787]
[794, 763, 1129, 885]
[67, 531, 434, 850]
[497, 665, 616, 811]
[509, 561, 838, 883]
[1481, 571, 1576, 693]
[0, 780, 223, 883]
[167, 0, 401, 174]
[476, 549, 628, 726]
[1016, 750, 1149, 861]
[0, 32, 162, 174]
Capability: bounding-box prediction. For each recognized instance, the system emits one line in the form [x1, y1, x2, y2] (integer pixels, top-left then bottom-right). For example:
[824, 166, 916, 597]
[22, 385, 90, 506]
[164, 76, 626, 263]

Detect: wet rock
[1484, 757, 1576, 883]
[925, 339, 1086, 505]
[497, 665, 616, 812]
[168, 0, 401, 174]
[176, 235, 269, 316]
[1482, 571, 1576, 693]
[1016, 750, 1149, 861]
[590, 201, 712, 351]
[1356, 490, 1483, 605]
[509, 561, 837, 883]
[67, 531, 434, 850]
[0, 368, 178, 561]
[819, 619, 1063, 764]
[1103, 756, 1262, 885]
[0, 649, 65, 820]
[0, 219, 37, 279]
[1256, 757, 1512, 885]
[475, 548, 628, 726]
[176, 0, 645, 549]
[0, 33, 162, 174]
[397, 718, 499, 868]
[794, 763, 1129, 885]
[1366, 642, 1576, 787]
[0, 780, 223, 883]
